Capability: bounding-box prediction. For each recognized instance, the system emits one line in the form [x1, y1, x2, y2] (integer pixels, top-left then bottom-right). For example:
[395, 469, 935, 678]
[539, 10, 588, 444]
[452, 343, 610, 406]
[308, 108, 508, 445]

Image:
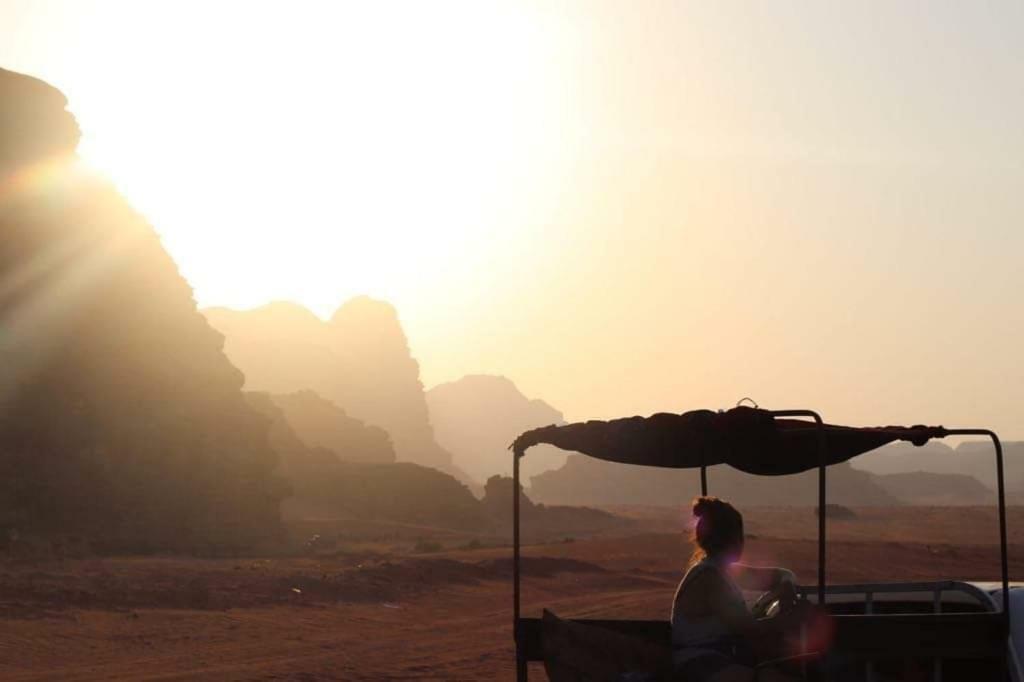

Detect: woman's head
[689, 496, 744, 566]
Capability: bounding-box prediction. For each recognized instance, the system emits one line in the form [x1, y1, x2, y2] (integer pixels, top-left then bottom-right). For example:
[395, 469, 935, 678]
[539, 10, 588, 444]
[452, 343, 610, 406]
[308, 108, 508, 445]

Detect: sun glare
[67, 2, 566, 316]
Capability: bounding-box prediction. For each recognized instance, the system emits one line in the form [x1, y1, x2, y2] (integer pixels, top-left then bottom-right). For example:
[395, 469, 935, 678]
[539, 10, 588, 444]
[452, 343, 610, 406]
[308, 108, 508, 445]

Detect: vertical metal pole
[866, 591, 875, 682]
[944, 429, 1009, 632]
[992, 433, 1009, 633]
[938, 428, 1009, 677]
[700, 465, 708, 497]
[513, 450, 526, 681]
[933, 588, 942, 682]
[817, 421, 827, 609]
[771, 410, 827, 608]
[990, 431, 1010, 681]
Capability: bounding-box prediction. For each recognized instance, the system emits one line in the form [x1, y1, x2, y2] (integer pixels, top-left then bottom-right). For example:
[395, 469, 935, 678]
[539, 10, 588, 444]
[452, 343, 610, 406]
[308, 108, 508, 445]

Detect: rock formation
[0, 68, 284, 550]
[426, 374, 567, 482]
[204, 298, 458, 475]
[328, 297, 451, 469]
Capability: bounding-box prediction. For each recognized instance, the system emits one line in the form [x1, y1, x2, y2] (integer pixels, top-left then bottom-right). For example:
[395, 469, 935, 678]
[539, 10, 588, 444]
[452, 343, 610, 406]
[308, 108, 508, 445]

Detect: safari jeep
[508, 406, 1018, 681]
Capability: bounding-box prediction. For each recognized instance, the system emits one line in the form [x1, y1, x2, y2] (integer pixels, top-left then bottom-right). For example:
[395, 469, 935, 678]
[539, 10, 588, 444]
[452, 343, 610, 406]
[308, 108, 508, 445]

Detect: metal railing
[795, 581, 999, 682]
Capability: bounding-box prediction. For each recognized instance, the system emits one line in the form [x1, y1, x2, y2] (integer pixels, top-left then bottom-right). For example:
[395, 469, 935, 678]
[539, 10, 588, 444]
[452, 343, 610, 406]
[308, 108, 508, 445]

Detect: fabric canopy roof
[511, 406, 946, 476]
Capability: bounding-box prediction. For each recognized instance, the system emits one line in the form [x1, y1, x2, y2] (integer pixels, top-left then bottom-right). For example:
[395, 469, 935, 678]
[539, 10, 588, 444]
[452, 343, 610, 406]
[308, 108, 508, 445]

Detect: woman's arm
[730, 564, 796, 593]
[705, 571, 802, 642]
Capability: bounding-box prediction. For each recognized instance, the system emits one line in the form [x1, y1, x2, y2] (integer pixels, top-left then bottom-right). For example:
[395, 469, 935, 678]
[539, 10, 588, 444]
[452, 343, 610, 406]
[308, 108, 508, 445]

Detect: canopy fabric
[511, 406, 946, 476]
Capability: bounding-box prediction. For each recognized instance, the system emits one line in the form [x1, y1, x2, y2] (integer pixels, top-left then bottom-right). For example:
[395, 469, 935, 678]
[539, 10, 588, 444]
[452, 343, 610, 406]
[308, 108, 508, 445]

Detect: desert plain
[0, 506, 1021, 681]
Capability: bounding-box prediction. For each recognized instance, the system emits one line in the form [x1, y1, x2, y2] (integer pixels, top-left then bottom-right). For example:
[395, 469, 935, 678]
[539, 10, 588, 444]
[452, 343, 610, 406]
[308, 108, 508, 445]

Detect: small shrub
[413, 539, 442, 553]
[815, 504, 857, 520]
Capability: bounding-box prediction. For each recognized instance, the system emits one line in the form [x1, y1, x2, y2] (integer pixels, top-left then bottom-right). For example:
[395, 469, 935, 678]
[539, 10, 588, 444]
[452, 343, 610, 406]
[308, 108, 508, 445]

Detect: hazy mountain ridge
[528, 455, 902, 508]
[245, 390, 629, 535]
[203, 299, 458, 476]
[530, 451, 999, 508]
[426, 375, 1006, 507]
[426, 374, 568, 482]
[873, 471, 993, 506]
[854, 441, 1024, 498]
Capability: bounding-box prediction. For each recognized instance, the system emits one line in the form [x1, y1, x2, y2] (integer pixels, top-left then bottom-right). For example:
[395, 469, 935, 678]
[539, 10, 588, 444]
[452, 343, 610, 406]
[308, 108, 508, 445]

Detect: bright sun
[65, 1, 566, 317]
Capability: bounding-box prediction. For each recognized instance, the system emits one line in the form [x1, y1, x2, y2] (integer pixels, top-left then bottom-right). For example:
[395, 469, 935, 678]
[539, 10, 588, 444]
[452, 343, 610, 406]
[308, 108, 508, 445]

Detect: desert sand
[0, 506, 1021, 680]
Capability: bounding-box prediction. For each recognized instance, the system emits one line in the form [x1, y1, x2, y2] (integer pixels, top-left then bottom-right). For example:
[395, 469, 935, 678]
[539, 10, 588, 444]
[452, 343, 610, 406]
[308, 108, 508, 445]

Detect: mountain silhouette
[204, 299, 463, 478]
[0, 68, 283, 550]
[426, 374, 567, 482]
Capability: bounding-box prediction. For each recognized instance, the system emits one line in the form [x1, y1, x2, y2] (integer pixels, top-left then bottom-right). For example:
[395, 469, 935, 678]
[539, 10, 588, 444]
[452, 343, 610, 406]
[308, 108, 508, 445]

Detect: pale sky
[2, 1, 1022, 436]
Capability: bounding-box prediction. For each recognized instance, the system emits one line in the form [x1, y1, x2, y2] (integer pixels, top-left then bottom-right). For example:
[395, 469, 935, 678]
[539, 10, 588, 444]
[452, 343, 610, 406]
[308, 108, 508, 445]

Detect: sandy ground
[0, 506, 1021, 680]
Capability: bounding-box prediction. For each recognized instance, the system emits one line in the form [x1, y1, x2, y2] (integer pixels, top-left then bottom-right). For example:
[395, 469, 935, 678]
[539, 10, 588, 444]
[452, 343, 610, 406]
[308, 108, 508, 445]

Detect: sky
[1, 1, 1022, 436]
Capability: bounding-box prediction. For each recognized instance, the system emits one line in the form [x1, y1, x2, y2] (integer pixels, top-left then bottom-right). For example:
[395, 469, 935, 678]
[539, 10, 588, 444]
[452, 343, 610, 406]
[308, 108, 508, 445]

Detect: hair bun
[692, 496, 716, 519]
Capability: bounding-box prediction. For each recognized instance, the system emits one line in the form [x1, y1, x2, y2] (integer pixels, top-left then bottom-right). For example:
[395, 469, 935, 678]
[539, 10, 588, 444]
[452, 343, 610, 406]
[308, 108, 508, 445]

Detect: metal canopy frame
[510, 409, 1010, 681]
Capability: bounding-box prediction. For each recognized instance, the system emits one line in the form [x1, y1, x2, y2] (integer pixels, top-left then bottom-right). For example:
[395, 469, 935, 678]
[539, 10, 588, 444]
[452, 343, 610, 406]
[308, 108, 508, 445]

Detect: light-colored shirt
[670, 557, 746, 665]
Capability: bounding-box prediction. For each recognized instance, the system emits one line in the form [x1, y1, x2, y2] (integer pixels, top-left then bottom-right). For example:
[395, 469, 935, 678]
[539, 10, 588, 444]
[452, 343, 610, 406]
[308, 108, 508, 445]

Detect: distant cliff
[0, 68, 283, 550]
[204, 298, 457, 475]
[426, 374, 567, 482]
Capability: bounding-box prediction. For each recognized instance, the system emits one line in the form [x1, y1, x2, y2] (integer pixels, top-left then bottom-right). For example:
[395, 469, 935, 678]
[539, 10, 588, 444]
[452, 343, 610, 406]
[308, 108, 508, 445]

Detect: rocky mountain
[204, 298, 456, 474]
[0, 68, 284, 550]
[426, 374, 567, 482]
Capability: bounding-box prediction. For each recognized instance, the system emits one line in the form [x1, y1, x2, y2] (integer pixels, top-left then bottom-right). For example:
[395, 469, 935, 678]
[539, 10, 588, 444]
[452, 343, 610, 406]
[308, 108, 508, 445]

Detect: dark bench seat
[519, 611, 1008, 679]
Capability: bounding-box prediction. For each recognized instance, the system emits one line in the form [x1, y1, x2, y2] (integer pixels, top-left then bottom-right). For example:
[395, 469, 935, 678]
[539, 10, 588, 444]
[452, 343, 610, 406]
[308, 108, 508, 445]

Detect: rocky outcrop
[0, 68, 284, 551]
[204, 298, 457, 475]
[426, 374, 567, 482]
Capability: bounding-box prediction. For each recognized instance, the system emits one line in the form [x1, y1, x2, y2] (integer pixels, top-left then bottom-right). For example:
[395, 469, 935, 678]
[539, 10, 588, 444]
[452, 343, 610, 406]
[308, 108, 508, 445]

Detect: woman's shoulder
[681, 561, 730, 592]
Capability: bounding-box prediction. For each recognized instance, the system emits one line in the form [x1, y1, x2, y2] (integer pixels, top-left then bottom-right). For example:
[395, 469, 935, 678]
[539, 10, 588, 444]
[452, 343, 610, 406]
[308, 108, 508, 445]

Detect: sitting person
[671, 496, 811, 682]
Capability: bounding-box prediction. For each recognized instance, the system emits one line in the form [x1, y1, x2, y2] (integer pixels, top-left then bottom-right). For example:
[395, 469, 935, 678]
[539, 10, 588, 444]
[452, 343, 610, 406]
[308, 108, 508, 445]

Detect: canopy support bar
[700, 465, 708, 496]
[943, 428, 1009, 633]
[770, 410, 827, 608]
[513, 450, 526, 681]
